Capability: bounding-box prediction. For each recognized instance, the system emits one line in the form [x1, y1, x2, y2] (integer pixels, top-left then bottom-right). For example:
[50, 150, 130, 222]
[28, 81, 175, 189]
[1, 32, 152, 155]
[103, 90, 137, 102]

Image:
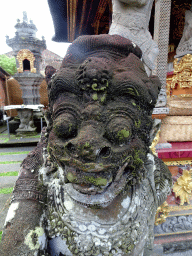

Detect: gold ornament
[155, 201, 170, 226]
[171, 54, 192, 89]
[173, 169, 192, 205]
[16, 49, 36, 73]
[150, 130, 160, 156]
[164, 160, 192, 166]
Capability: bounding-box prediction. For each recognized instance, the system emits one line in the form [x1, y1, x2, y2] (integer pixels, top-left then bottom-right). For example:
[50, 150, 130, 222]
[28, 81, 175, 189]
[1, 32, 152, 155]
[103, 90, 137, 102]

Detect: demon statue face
[48, 37, 158, 206]
[42, 35, 171, 255]
[0, 34, 171, 256]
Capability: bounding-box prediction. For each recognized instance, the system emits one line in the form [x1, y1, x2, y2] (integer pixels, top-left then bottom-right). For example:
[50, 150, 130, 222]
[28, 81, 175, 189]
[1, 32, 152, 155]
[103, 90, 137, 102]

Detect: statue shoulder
[153, 155, 172, 206]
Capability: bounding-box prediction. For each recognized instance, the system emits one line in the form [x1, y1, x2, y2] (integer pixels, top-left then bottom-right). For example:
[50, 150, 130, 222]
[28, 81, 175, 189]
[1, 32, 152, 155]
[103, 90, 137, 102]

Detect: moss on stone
[135, 120, 141, 128]
[100, 94, 106, 103]
[67, 172, 76, 182]
[0, 230, 2, 242]
[117, 129, 130, 140]
[84, 176, 108, 186]
[92, 93, 98, 101]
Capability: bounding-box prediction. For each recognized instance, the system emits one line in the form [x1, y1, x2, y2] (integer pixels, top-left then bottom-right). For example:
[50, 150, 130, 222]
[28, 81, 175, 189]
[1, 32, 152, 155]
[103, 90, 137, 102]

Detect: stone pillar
[153, 0, 171, 110]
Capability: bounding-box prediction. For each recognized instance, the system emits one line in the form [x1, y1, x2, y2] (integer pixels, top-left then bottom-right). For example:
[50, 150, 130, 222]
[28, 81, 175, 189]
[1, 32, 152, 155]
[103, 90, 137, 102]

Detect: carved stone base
[16, 109, 37, 136]
[16, 131, 37, 137]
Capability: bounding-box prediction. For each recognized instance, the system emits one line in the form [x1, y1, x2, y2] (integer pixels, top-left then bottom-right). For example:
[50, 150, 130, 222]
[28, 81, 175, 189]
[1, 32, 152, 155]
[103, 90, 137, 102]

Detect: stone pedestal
[13, 72, 44, 105]
[4, 104, 44, 136]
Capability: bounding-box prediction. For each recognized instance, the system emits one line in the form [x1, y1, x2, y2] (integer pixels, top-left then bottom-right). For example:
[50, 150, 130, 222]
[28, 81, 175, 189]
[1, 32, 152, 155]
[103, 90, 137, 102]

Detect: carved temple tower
[5, 11, 46, 135]
[6, 11, 46, 105]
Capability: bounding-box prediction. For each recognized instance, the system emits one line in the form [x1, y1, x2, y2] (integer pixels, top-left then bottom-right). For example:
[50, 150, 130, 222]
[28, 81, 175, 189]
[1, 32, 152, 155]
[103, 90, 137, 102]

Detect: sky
[0, 0, 71, 58]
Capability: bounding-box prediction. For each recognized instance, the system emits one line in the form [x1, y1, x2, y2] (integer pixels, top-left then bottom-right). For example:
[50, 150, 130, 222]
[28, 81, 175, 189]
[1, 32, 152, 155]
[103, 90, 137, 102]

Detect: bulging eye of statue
[53, 113, 78, 139]
[105, 117, 132, 145]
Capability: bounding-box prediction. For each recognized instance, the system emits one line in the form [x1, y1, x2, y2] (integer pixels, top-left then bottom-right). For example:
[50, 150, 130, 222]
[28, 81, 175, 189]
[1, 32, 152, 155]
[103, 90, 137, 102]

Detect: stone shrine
[5, 11, 46, 135]
[0, 34, 172, 256]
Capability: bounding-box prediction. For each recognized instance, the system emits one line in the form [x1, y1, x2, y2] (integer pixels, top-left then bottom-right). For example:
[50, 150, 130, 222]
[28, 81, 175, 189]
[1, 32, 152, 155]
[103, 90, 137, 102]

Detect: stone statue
[109, 0, 159, 76]
[176, 8, 192, 57]
[16, 109, 36, 133]
[0, 34, 171, 256]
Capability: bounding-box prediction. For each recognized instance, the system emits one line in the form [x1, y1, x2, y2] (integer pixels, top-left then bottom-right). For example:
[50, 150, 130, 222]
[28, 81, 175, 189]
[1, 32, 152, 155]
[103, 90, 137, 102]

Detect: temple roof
[47, 0, 112, 42]
[14, 11, 37, 38]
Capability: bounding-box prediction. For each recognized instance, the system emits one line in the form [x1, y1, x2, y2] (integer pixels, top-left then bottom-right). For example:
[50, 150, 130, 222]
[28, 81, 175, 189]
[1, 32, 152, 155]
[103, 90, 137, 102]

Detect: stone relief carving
[0, 35, 172, 256]
[154, 215, 192, 234]
[109, 0, 159, 76]
[173, 169, 192, 205]
[176, 9, 192, 57]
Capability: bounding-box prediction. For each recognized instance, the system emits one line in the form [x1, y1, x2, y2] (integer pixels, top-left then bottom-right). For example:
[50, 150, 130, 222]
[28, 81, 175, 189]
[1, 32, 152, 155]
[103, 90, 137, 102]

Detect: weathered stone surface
[0, 194, 11, 231]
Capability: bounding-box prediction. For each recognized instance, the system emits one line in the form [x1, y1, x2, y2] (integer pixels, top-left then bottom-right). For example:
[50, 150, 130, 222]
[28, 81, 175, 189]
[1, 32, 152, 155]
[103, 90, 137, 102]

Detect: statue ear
[149, 119, 161, 145]
[45, 65, 57, 85]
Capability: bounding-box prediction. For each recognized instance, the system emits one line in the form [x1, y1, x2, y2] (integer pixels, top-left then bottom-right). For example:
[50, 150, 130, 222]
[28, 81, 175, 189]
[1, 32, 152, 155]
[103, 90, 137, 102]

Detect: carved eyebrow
[103, 105, 140, 123]
[53, 104, 81, 119]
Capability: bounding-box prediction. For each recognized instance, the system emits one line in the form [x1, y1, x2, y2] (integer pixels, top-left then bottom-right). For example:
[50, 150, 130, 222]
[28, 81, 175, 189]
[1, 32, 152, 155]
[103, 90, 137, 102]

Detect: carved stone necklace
[44, 174, 155, 256]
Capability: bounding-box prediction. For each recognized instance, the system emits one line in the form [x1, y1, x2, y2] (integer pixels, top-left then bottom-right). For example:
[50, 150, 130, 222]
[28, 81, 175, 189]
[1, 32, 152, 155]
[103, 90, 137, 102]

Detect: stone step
[154, 244, 192, 255]
[0, 176, 18, 190]
[0, 146, 35, 153]
[0, 163, 21, 174]
[0, 154, 27, 163]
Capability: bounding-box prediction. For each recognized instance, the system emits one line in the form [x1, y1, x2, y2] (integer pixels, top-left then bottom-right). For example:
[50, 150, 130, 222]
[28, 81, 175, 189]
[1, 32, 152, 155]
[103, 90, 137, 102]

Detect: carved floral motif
[17, 49, 36, 73]
[173, 169, 192, 205]
[154, 215, 192, 235]
[150, 129, 160, 156]
[155, 201, 170, 226]
[171, 54, 192, 89]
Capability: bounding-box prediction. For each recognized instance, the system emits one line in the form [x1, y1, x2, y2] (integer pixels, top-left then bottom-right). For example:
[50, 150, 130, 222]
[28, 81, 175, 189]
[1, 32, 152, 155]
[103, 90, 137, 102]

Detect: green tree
[0, 55, 17, 75]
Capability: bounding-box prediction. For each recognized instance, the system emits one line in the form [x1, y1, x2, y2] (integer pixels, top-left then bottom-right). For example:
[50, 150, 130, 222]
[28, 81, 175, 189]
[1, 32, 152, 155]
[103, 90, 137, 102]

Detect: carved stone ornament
[17, 49, 36, 73]
[154, 201, 170, 226]
[171, 54, 192, 89]
[0, 35, 172, 256]
[173, 169, 192, 205]
[176, 9, 192, 57]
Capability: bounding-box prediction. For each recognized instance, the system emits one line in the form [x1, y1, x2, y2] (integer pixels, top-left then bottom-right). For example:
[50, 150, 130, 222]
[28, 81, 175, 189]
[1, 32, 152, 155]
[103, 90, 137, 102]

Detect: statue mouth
[60, 158, 130, 207]
[60, 157, 112, 173]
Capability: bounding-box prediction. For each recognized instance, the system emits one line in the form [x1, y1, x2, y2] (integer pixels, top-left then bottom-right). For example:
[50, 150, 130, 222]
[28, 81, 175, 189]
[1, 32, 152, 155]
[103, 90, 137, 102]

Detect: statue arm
[0, 128, 48, 255]
[154, 156, 172, 207]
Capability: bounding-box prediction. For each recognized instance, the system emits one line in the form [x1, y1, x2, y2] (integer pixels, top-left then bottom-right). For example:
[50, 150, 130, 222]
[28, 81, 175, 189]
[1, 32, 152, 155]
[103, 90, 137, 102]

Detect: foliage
[0, 55, 17, 75]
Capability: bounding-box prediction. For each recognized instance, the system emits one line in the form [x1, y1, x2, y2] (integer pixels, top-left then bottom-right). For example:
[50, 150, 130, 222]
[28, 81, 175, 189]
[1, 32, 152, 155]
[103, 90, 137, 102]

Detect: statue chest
[44, 178, 156, 256]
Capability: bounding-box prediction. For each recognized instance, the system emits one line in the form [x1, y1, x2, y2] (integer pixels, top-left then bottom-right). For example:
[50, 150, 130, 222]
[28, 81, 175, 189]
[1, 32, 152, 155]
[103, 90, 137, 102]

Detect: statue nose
[65, 124, 111, 160]
[65, 141, 111, 160]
